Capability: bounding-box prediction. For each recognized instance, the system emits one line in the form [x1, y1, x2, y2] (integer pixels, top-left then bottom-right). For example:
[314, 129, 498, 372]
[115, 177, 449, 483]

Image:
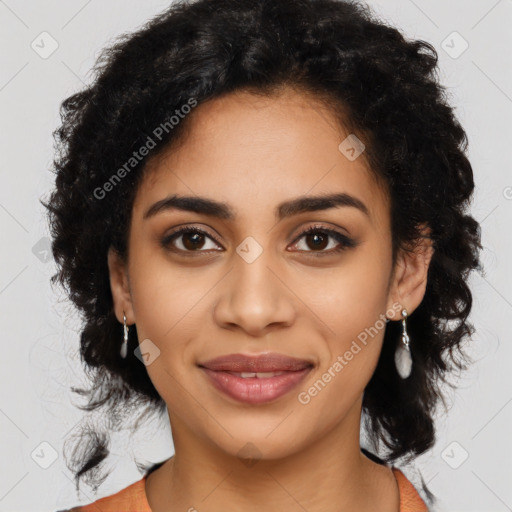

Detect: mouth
[198, 352, 314, 405]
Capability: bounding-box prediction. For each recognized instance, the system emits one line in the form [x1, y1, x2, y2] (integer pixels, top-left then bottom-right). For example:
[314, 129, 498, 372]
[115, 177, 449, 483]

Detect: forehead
[134, 88, 389, 228]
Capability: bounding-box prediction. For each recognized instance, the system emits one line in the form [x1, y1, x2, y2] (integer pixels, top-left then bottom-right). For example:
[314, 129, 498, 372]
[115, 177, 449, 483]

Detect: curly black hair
[42, 0, 484, 501]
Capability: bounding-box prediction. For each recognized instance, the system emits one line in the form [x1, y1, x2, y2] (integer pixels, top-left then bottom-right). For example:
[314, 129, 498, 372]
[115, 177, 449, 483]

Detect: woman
[46, 0, 483, 510]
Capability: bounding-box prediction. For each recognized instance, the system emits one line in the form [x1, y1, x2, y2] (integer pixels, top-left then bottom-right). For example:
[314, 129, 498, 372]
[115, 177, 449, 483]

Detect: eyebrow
[143, 192, 370, 222]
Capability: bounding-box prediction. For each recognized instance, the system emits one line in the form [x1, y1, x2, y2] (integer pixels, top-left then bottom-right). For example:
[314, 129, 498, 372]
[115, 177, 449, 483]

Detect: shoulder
[392, 468, 429, 512]
[57, 475, 151, 512]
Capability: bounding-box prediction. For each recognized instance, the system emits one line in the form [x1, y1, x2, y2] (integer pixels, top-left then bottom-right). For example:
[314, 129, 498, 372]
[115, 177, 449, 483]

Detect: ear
[386, 223, 435, 320]
[107, 246, 135, 325]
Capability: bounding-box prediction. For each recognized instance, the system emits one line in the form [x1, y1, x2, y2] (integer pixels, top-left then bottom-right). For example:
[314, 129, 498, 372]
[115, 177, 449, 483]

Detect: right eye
[160, 226, 224, 254]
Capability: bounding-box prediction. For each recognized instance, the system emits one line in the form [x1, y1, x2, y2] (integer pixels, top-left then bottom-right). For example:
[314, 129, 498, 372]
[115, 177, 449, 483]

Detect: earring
[120, 312, 129, 359]
[394, 308, 412, 379]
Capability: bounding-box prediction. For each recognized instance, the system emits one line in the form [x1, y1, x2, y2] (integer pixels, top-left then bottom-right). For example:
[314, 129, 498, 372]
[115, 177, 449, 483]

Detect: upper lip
[198, 352, 314, 372]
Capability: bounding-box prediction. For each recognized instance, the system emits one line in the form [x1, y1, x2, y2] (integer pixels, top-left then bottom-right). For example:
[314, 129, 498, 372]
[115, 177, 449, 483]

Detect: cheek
[126, 245, 202, 345]
[126, 254, 207, 407]
[296, 244, 392, 338]
[293, 244, 392, 395]
[126, 253, 236, 403]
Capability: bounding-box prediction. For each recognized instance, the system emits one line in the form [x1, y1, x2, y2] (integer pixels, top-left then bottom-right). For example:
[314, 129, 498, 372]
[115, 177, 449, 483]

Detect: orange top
[65, 467, 427, 512]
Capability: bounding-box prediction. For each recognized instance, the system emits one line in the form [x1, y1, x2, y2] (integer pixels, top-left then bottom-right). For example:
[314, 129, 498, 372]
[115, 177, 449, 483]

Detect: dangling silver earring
[120, 312, 129, 359]
[394, 308, 412, 379]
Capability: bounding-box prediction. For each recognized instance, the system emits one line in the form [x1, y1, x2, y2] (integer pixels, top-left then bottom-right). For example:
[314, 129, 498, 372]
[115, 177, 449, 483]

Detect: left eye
[290, 227, 356, 254]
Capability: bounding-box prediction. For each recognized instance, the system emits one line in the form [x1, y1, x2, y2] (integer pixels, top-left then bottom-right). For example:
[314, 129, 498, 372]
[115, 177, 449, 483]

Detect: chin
[195, 414, 312, 462]
[217, 435, 306, 464]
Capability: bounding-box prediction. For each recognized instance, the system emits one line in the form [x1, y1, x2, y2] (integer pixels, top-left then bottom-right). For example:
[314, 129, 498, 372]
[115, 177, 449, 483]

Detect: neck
[145, 398, 399, 512]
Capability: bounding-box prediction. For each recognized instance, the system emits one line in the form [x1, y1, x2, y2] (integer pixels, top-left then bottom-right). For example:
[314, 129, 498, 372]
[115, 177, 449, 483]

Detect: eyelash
[160, 224, 357, 256]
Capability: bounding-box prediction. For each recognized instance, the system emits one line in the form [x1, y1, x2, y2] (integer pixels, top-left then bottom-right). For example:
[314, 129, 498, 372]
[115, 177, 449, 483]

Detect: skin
[108, 87, 434, 512]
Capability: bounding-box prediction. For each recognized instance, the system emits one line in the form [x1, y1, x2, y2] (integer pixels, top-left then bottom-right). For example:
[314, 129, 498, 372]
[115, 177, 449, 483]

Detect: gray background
[0, 1, 510, 510]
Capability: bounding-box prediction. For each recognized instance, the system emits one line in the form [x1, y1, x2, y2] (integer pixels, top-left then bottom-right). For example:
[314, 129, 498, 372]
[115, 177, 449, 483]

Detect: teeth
[238, 371, 285, 378]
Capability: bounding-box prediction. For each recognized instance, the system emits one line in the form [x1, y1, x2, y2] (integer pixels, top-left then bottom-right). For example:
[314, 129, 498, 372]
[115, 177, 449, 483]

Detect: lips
[198, 352, 314, 404]
[198, 352, 313, 372]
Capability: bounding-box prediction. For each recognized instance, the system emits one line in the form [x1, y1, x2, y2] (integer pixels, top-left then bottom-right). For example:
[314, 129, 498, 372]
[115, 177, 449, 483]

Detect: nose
[212, 248, 297, 337]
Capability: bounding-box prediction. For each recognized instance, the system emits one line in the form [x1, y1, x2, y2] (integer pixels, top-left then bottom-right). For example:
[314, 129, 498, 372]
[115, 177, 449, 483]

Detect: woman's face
[109, 87, 429, 461]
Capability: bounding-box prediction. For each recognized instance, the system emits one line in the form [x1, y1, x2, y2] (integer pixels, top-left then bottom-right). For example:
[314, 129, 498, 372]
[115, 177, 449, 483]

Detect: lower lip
[200, 367, 312, 404]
